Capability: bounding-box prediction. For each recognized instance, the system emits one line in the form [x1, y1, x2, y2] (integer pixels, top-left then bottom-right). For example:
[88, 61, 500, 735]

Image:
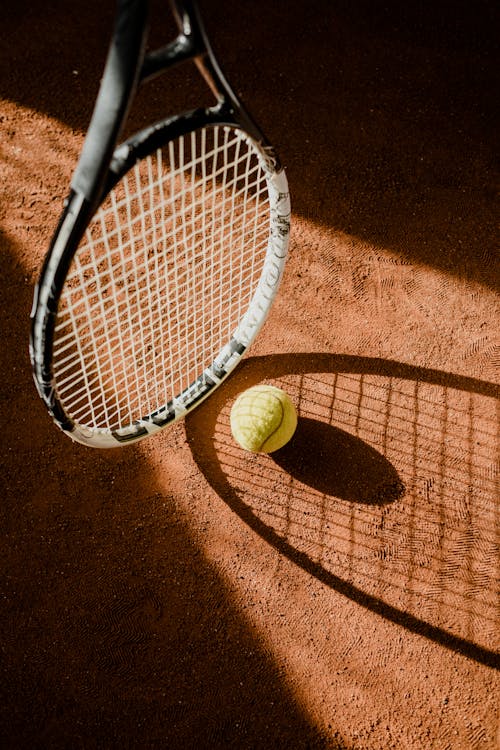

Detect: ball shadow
[273, 418, 404, 505]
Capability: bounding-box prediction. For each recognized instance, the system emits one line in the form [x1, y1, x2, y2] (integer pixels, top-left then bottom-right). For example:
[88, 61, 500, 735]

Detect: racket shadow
[186, 352, 500, 670]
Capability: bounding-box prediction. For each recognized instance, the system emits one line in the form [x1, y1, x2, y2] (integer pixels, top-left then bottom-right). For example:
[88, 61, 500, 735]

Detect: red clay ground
[1, 0, 498, 747]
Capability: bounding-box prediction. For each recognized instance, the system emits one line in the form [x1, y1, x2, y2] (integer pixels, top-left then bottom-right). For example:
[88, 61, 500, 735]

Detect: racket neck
[71, 0, 149, 204]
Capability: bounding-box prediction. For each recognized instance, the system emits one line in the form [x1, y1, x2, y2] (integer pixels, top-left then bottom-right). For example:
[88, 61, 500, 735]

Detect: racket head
[30, 114, 290, 447]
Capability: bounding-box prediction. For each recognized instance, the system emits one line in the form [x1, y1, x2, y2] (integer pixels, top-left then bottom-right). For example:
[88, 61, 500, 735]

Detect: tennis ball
[230, 385, 297, 453]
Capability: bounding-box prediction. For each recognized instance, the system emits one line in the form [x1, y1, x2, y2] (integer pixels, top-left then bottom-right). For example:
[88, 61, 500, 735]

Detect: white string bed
[52, 125, 272, 432]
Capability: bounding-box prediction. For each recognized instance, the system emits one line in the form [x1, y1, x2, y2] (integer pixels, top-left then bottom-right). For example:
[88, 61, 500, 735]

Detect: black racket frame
[30, 0, 280, 438]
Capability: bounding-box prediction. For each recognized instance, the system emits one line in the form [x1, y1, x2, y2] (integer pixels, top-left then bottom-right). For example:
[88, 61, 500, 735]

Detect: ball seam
[258, 396, 285, 452]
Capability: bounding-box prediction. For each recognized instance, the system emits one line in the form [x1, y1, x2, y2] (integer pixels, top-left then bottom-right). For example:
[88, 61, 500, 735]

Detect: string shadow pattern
[186, 353, 499, 668]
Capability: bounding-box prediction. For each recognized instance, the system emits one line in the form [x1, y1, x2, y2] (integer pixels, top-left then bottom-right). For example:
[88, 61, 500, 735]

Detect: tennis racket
[30, 0, 290, 448]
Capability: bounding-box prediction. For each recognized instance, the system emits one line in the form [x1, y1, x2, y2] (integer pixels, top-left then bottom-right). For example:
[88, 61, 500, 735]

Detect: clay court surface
[1, 0, 498, 747]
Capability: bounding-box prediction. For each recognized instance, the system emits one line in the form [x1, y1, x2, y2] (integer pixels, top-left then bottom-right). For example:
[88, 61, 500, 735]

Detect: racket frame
[30, 0, 290, 447]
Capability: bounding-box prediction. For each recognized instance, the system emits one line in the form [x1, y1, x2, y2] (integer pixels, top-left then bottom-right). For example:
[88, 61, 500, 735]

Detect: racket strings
[53, 125, 271, 431]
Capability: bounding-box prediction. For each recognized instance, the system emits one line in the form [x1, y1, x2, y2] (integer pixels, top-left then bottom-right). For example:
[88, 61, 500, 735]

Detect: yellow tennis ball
[230, 385, 297, 453]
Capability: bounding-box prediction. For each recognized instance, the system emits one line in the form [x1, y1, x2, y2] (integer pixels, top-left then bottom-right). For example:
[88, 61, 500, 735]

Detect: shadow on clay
[0, 238, 339, 748]
[186, 352, 500, 671]
[0, 0, 496, 291]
